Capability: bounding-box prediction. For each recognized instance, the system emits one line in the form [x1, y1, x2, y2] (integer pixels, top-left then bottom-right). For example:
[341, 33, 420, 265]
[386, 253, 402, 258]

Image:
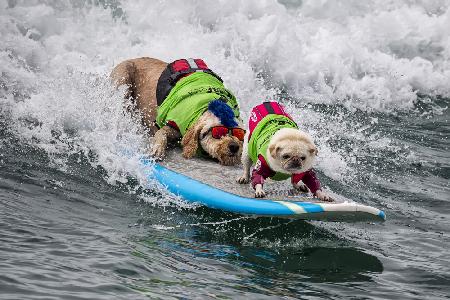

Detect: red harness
[248, 101, 293, 140]
[156, 58, 222, 105]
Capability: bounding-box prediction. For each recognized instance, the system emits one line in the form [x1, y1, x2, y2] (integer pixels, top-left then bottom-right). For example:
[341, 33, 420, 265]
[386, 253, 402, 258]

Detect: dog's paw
[315, 190, 334, 202]
[293, 182, 309, 193]
[255, 190, 266, 198]
[254, 184, 266, 198]
[150, 144, 166, 161]
[237, 175, 250, 184]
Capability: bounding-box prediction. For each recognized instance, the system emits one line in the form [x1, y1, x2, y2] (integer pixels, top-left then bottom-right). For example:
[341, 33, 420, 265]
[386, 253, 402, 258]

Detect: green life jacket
[156, 72, 240, 135]
[248, 114, 298, 181]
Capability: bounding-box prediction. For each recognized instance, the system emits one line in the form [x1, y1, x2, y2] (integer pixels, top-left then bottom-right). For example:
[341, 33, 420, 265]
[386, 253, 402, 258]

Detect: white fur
[238, 127, 332, 200]
[198, 113, 222, 153]
[237, 130, 252, 184]
[265, 128, 316, 174]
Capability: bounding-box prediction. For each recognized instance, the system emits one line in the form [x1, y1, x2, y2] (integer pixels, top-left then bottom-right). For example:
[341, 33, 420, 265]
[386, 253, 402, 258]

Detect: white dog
[237, 102, 332, 201]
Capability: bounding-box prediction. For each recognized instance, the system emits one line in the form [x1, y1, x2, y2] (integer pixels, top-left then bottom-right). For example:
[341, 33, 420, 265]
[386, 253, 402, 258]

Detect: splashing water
[1, 1, 449, 299]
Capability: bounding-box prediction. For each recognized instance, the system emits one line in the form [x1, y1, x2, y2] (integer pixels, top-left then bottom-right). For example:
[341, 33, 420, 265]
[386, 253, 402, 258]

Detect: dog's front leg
[237, 141, 251, 184]
[150, 125, 180, 160]
[292, 181, 309, 193]
[251, 170, 266, 198]
[254, 184, 266, 198]
[315, 190, 334, 202]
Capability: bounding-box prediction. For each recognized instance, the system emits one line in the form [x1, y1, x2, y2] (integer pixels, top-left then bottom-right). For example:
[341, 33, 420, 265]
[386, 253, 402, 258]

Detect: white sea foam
[1, 0, 448, 203]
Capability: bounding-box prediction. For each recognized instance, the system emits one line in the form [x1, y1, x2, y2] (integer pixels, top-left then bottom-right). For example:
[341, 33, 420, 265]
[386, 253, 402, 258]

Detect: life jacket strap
[248, 101, 295, 140]
[166, 120, 179, 131]
[168, 58, 222, 84]
[156, 58, 223, 106]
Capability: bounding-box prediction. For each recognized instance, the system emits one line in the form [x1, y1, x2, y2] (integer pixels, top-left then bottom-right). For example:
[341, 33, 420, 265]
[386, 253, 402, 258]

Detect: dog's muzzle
[228, 141, 239, 155]
[287, 157, 302, 169]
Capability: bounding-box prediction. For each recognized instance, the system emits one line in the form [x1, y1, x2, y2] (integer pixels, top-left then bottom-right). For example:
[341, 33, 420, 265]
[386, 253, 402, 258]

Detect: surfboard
[141, 149, 386, 222]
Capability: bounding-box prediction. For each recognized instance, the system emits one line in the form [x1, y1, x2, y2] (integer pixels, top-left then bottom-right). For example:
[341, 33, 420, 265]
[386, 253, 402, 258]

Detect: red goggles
[202, 126, 246, 141]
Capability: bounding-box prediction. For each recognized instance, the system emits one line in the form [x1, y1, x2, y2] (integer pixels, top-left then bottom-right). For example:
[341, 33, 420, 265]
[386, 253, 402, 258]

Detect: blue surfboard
[141, 155, 386, 222]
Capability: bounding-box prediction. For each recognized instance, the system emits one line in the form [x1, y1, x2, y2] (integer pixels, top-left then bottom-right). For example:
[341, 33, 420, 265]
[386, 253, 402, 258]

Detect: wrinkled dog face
[267, 128, 317, 174]
[199, 112, 243, 166]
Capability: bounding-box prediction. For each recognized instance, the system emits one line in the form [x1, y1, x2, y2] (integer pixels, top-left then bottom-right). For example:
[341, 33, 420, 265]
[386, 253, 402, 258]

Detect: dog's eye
[282, 154, 290, 160]
[301, 156, 306, 160]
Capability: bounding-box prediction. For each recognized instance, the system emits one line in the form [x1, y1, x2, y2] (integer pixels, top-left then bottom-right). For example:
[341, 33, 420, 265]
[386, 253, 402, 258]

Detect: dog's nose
[290, 157, 301, 168]
[229, 142, 239, 154]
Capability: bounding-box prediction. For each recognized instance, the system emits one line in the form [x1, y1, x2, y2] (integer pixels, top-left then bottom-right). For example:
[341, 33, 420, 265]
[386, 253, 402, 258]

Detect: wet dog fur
[110, 57, 243, 165]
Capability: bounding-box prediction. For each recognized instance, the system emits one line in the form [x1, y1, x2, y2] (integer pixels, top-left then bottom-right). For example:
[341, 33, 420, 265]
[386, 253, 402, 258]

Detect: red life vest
[248, 101, 293, 140]
[156, 58, 223, 105]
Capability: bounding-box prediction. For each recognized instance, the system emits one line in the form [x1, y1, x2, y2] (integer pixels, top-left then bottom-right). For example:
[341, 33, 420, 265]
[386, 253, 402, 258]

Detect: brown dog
[111, 57, 244, 165]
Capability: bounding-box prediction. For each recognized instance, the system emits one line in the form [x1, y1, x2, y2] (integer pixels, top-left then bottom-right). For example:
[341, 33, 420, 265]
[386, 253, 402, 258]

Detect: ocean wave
[1, 0, 448, 198]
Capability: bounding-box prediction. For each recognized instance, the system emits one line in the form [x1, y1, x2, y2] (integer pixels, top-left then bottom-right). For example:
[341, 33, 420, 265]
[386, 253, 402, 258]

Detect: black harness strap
[263, 101, 276, 114]
[156, 58, 223, 106]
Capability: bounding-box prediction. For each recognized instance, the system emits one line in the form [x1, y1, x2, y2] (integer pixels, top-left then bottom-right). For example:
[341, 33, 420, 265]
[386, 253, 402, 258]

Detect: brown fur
[111, 57, 167, 134]
[181, 119, 204, 159]
[203, 135, 242, 166]
[111, 57, 243, 164]
[182, 111, 242, 165]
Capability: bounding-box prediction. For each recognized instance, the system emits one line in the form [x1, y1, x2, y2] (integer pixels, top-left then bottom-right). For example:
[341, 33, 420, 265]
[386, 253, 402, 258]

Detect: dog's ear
[309, 147, 318, 156]
[269, 144, 280, 158]
[181, 121, 203, 159]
